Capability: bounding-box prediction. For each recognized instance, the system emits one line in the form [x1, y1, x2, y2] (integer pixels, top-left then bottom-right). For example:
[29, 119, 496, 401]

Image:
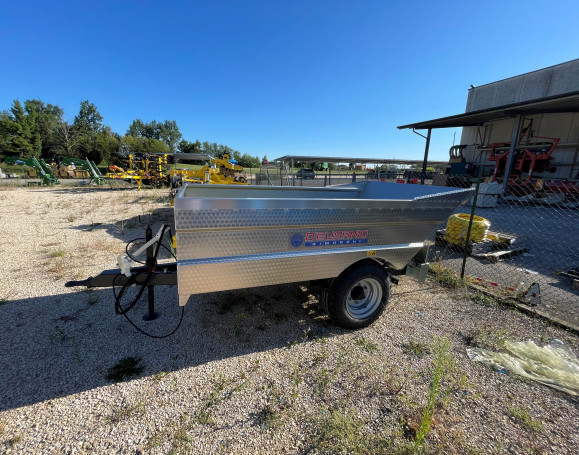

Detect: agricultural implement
[488, 135, 559, 194]
[4, 156, 60, 185]
[169, 152, 248, 202]
[107, 153, 172, 189]
[66, 181, 473, 333]
[60, 157, 107, 185]
[107, 164, 146, 189]
[170, 152, 248, 185]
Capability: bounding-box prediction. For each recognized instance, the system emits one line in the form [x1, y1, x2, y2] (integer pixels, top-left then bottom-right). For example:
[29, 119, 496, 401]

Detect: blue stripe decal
[305, 238, 368, 247]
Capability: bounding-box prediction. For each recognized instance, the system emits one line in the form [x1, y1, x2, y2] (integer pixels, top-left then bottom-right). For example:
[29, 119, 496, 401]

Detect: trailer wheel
[328, 263, 390, 329]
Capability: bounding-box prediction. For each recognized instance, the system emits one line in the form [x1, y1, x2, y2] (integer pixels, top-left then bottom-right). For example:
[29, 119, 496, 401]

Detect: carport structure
[274, 155, 447, 185]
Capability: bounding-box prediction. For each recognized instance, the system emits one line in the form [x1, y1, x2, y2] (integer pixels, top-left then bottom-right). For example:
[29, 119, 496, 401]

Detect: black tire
[328, 262, 390, 329]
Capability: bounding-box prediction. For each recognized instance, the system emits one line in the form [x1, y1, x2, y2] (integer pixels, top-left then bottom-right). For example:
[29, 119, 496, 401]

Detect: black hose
[112, 225, 184, 338]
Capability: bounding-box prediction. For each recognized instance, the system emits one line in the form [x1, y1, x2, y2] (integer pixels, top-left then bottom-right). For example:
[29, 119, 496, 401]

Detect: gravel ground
[1, 186, 578, 454]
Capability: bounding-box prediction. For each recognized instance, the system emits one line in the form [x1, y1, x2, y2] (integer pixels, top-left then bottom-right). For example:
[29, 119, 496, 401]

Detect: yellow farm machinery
[168, 152, 249, 202]
[107, 152, 172, 189]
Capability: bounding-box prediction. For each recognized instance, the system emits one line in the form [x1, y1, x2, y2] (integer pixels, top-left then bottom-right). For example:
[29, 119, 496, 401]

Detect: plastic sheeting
[467, 340, 579, 396]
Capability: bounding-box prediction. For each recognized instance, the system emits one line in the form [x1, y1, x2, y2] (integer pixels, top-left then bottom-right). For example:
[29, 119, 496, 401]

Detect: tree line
[0, 99, 264, 168]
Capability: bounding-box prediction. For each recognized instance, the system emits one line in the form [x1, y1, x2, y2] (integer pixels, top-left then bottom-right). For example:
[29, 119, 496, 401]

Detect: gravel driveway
[1, 186, 578, 454]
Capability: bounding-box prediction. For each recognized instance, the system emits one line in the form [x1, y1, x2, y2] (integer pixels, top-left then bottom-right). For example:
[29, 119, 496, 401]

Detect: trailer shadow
[72, 208, 174, 244]
[0, 283, 344, 412]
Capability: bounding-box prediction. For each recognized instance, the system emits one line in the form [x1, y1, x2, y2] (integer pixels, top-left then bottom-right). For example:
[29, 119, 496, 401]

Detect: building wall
[459, 60, 579, 180]
[465, 59, 579, 112]
[460, 113, 579, 180]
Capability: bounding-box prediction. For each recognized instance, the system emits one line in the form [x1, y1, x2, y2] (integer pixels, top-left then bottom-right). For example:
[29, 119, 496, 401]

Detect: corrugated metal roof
[397, 91, 579, 130]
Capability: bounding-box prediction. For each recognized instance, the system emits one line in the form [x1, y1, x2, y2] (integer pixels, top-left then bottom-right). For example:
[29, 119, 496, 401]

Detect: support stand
[143, 225, 159, 321]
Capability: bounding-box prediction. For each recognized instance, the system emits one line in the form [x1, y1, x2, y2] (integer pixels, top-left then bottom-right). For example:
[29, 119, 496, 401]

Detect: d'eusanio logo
[291, 230, 369, 248]
[305, 230, 368, 241]
[290, 233, 303, 247]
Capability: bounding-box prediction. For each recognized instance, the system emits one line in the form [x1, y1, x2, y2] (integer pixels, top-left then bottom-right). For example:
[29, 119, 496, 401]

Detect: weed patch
[470, 292, 500, 307]
[196, 373, 247, 426]
[401, 340, 431, 358]
[49, 326, 82, 363]
[413, 335, 455, 448]
[47, 247, 66, 258]
[430, 260, 466, 289]
[107, 400, 145, 424]
[234, 313, 250, 342]
[254, 404, 282, 430]
[7, 433, 22, 447]
[84, 289, 99, 306]
[507, 404, 543, 433]
[217, 293, 235, 314]
[461, 327, 507, 350]
[355, 337, 379, 353]
[310, 407, 390, 455]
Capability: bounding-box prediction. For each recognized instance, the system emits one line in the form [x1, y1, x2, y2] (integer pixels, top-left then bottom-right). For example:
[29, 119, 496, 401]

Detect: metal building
[399, 59, 579, 184]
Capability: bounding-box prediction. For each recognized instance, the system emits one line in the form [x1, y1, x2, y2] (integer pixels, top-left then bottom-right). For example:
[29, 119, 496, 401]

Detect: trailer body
[174, 181, 472, 306]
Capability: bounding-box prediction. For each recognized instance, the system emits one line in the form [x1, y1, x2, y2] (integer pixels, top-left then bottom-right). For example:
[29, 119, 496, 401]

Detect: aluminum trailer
[67, 181, 472, 329]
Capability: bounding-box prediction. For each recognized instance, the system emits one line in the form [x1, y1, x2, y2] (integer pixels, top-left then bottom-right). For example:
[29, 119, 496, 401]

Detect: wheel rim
[345, 278, 383, 319]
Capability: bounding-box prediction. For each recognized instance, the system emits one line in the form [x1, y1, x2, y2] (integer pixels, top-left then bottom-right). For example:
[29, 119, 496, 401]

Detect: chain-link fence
[250, 167, 421, 187]
[426, 175, 578, 329]
[254, 169, 579, 328]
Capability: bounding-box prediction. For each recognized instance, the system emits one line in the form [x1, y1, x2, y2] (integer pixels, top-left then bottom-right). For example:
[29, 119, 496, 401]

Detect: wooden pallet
[472, 248, 530, 263]
[434, 229, 522, 262]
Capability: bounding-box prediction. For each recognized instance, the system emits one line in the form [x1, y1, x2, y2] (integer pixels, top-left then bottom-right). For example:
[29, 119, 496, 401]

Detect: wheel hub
[345, 278, 383, 319]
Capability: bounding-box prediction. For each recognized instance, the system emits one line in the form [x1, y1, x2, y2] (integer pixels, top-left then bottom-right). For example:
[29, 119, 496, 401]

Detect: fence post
[460, 163, 484, 279]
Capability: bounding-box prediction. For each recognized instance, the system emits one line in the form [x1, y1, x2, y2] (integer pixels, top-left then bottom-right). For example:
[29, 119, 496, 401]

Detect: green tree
[2, 100, 42, 157]
[127, 118, 182, 152]
[158, 120, 182, 152]
[73, 100, 104, 160]
[200, 141, 214, 155]
[26, 100, 64, 158]
[178, 139, 202, 154]
[239, 153, 260, 168]
[122, 136, 170, 155]
[93, 127, 121, 164]
[0, 110, 19, 156]
[74, 100, 103, 134]
[127, 119, 159, 139]
[54, 121, 79, 157]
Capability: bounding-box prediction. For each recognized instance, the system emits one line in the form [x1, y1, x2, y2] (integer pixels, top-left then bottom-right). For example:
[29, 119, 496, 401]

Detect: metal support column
[421, 128, 432, 185]
[501, 114, 523, 196]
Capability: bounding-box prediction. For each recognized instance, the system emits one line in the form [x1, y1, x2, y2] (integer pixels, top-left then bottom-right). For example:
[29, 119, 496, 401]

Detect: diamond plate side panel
[177, 245, 422, 299]
[176, 221, 437, 259]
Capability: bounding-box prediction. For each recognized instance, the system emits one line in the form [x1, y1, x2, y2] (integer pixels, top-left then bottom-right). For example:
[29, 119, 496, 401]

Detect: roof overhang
[397, 91, 579, 130]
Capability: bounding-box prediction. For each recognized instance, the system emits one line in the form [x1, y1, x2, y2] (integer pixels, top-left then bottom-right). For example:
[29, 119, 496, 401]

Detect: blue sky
[1, 0, 578, 161]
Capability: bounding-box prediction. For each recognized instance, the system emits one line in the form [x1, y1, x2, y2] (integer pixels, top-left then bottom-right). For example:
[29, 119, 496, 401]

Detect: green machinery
[60, 157, 107, 185]
[4, 156, 60, 185]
